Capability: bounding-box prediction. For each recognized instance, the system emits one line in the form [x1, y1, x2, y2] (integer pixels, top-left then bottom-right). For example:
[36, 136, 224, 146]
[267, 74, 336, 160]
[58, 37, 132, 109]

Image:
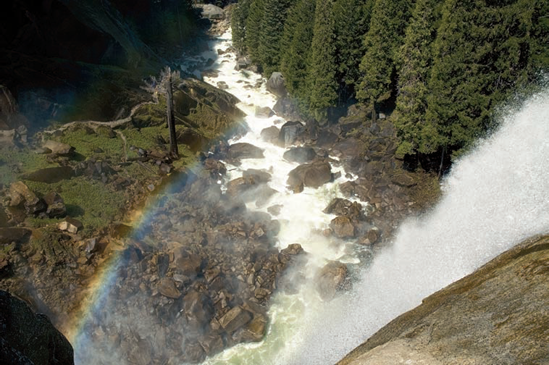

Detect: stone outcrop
[0, 290, 74, 365]
[266, 72, 287, 98]
[287, 161, 332, 191]
[338, 235, 549, 365]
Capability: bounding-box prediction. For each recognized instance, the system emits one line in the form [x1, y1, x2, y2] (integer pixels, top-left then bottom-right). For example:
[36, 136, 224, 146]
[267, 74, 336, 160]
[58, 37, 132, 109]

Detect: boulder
[273, 97, 304, 122]
[315, 261, 348, 301]
[278, 121, 304, 147]
[228, 143, 264, 160]
[287, 161, 332, 190]
[283, 146, 316, 164]
[235, 56, 251, 71]
[196, 4, 224, 20]
[8, 181, 45, 215]
[260, 126, 280, 143]
[174, 254, 202, 277]
[183, 290, 214, 328]
[42, 140, 74, 156]
[226, 177, 257, 198]
[330, 216, 356, 239]
[266, 72, 287, 98]
[234, 314, 267, 342]
[0, 129, 16, 147]
[217, 81, 229, 90]
[0, 290, 74, 365]
[324, 198, 364, 221]
[242, 169, 271, 183]
[58, 218, 83, 234]
[255, 106, 274, 119]
[219, 306, 252, 334]
[157, 277, 181, 299]
[43, 192, 67, 218]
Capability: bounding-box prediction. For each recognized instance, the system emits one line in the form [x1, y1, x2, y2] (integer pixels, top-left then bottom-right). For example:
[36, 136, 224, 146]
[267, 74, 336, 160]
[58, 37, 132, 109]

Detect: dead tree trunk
[166, 68, 178, 157]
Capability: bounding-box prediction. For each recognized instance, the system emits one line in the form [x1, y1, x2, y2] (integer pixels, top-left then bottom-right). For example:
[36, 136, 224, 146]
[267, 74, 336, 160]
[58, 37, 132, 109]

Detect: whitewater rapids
[198, 30, 549, 364]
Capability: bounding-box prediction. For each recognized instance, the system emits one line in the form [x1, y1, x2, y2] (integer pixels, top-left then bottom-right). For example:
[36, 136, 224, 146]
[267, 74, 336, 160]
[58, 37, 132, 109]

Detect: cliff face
[0, 290, 74, 365]
[338, 235, 549, 365]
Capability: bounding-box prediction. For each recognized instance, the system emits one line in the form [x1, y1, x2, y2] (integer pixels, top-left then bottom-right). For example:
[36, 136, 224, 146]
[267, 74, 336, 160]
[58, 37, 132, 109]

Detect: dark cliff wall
[0, 290, 74, 365]
[0, 0, 201, 126]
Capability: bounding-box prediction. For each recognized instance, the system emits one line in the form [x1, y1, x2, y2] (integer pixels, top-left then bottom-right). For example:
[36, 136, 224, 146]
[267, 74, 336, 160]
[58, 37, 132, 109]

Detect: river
[197, 31, 549, 364]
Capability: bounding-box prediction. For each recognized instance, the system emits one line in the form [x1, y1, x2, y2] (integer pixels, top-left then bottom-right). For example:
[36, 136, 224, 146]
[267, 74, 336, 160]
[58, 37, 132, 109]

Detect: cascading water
[197, 31, 549, 364]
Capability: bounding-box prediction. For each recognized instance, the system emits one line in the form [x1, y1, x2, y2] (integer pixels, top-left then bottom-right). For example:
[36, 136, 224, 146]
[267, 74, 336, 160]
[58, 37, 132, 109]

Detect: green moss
[0, 148, 54, 186]
[59, 129, 125, 160]
[25, 177, 125, 236]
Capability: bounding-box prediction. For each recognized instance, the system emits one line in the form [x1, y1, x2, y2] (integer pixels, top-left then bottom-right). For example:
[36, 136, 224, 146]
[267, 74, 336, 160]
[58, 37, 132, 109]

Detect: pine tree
[357, 0, 413, 114]
[231, 0, 251, 54]
[307, 0, 338, 123]
[246, 0, 265, 65]
[280, 0, 316, 101]
[393, 0, 440, 157]
[333, 0, 373, 102]
[258, 0, 295, 76]
[426, 0, 534, 158]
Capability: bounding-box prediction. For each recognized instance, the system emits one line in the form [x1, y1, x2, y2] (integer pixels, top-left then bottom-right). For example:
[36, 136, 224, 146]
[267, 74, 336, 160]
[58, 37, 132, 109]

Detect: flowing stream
[195, 31, 549, 364]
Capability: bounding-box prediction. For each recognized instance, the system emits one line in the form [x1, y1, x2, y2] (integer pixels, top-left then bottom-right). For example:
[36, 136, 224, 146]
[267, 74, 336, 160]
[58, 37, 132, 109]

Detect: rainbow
[67, 162, 201, 362]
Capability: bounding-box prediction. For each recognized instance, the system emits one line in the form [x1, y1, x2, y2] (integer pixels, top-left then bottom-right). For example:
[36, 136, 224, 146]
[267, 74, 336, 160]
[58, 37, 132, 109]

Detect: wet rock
[204, 158, 227, 178]
[287, 161, 332, 191]
[217, 81, 229, 90]
[255, 106, 274, 118]
[234, 314, 267, 342]
[330, 216, 356, 238]
[199, 333, 224, 356]
[324, 198, 364, 221]
[283, 146, 316, 164]
[21, 166, 75, 184]
[273, 97, 303, 122]
[157, 277, 181, 299]
[242, 169, 271, 183]
[226, 176, 257, 198]
[219, 306, 252, 333]
[58, 218, 83, 234]
[42, 140, 74, 156]
[280, 243, 304, 256]
[0, 228, 31, 244]
[266, 72, 287, 98]
[278, 121, 304, 147]
[175, 254, 202, 277]
[228, 143, 264, 160]
[267, 205, 283, 216]
[260, 126, 280, 143]
[255, 185, 278, 207]
[235, 56, 251, 71]
[183, 290, 214, 328]
[0, 290, 74, 365]
[316, 261, 348, 301]
[43, 192, 66, 218]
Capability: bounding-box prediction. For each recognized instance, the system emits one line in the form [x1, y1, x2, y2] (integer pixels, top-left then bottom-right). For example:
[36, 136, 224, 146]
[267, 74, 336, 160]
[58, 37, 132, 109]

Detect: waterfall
[283, 90, 549, 364]
[202, 31, 549, 364]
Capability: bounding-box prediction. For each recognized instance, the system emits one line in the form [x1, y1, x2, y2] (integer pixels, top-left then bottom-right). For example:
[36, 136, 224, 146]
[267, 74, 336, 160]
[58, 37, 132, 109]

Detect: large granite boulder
[338, 235, 549, 365]
[287, 161, 332, 191]
[266, 72, 287, 98]
[315, 261, 349, 301]
[283, 146, 316, 164]
[228, 143, 264, 161]
[278, 121, 304, 147]
[0, 290, 74, 365]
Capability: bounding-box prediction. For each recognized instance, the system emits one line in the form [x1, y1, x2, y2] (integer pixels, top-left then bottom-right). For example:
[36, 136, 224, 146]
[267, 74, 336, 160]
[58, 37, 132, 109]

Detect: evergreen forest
[231, 0, 549, 163]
